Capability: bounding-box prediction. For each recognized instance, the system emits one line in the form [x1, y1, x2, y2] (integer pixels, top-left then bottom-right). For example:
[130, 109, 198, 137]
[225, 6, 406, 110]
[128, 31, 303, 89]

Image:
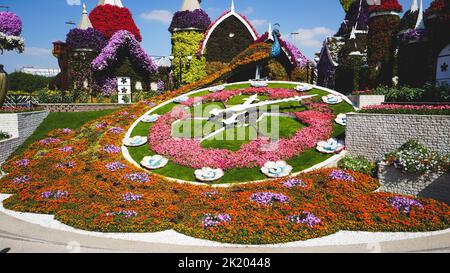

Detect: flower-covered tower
[169, 0, 211, 87]
[397, 0, 430, 87]
[366, 0, 403, 87]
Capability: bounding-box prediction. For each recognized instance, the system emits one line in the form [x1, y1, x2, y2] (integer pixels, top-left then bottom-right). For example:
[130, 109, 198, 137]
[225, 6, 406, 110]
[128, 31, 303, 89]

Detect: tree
[8, 72, 54, 93]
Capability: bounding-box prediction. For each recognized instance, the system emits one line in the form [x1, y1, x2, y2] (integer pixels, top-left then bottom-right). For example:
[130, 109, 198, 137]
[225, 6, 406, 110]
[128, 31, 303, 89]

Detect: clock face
[124, 82, 354, 184]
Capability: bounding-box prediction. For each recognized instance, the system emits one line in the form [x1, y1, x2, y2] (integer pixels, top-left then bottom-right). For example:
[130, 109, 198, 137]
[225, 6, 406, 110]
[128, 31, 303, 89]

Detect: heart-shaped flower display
[140, 155, 169, 170]
[335, 113, 347, 126]
[250, 80, 268, 88]
[295, 85, 313, 92]
[316, 138, 345, 154]
[209, 85, 226, 93]
[261, 161, 293, 178]
[322, 94, 343, 105]
[195, 167, 224, 182]
[123, 136, 148, 147]
[173, 96, 189, 103]
[141, 114, 160, 123]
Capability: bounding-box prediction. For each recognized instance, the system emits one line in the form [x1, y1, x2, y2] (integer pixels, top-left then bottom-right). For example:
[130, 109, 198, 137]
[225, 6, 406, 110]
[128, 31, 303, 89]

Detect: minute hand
[210, 95, 317, 116]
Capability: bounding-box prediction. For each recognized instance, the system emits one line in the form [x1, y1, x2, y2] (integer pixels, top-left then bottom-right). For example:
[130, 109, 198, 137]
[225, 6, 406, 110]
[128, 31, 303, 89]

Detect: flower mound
[0, 95, 449, 245]
[66, 28, 107, 52]
[330, 170, 355, 182]
[89, 4, 142, 41]
[169, 9, 211, 32]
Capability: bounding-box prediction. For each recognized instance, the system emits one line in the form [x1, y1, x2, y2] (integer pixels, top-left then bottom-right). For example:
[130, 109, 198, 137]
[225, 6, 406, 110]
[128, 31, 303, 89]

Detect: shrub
[385, 140, 448, 174]
[8, 72, 53, 93]
[360, 104, 450, 115]
[338, 156, 377, 176]
[373, 85, 426, 102]
[36, 89, 73, 103]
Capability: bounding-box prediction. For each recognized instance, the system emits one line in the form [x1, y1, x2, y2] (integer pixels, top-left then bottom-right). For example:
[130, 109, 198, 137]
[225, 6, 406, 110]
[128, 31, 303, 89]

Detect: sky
[0, 0, 432, 73]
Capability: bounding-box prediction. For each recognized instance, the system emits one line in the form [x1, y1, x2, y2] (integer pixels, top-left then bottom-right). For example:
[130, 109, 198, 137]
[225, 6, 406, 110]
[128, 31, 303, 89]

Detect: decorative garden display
[0, 11, 24, 107]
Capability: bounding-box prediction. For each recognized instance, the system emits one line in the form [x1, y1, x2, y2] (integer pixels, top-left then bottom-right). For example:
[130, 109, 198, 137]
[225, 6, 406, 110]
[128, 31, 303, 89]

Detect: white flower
[141, 114, 160, 123]
[322, 94, 343, 105]
[250, 80, 268, 88]
[123, 136, 148, 147]
[173, 96, 189, 103]
[295, 85, 312, 92]
[209, 85, 226, 93]
[261, 161, 293, 178]
[195, 168, 224, 182]
[316, 138, 345, 154]
[335, 114, 347, 126]
[141, 155, 169, 170]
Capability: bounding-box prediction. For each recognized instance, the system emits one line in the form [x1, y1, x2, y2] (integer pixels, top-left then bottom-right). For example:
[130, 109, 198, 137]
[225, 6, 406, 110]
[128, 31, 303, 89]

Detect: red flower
[367, 0, 403, 13]
[89, 4, 142, 42]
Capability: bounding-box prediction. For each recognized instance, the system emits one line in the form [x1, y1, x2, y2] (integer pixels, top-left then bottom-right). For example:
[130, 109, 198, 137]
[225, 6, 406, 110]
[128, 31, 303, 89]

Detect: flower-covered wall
[367, 0, 403, 88]
[0, 11, 25, 54]
[171, 31, 207, 86]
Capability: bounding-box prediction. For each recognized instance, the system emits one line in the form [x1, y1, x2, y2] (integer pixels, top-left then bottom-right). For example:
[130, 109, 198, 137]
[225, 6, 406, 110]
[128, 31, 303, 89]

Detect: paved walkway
[1, 211, 449, 253]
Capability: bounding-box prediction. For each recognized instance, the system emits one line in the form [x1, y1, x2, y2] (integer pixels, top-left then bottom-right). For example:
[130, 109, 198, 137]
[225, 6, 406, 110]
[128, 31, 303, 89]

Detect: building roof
[97, 0, 123, 7]
[199, 1, 258, 55]
[319, 36, 345, 67]
[180, 0, 201, 11]
[77, 4, 93, 30]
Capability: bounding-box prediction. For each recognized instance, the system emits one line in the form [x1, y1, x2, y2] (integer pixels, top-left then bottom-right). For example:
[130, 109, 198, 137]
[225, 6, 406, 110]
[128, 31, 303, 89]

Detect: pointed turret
[409, 0, 418, 12]
[180, 0, 201, 11]
[231, 0, 235, 12]
[415, 0, 424, 30]
[77, 3, 93, 30]
[97, 0, 123, 8]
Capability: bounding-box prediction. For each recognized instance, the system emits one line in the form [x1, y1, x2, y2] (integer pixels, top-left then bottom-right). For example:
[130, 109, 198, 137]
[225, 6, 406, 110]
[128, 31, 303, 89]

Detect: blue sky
[0, 0, 431, 72]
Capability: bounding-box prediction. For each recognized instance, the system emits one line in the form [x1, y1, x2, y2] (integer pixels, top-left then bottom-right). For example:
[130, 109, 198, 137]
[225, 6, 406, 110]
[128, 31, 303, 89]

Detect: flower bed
[0, 106, 45, 113]
[0, 95, 448, 244]
[360, 104, 450, 115]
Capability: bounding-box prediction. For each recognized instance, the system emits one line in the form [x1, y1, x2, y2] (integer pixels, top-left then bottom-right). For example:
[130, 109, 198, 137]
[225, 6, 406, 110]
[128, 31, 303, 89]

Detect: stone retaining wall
[378, 162, 450, 205]
[0, 111, 49, 166]
[346, 113, 450, 161]
[349, 95, 385, 109]
[39, 103, 133, 113]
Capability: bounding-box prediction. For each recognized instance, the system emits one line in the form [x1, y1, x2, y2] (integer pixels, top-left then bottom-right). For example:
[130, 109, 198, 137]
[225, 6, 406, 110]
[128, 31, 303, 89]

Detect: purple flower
[279, 39, 309, 68]
[401, 29, 425, 42]
[66, 28, 107, 52]
[202, 213, 232, 228]
[250, 192, 290, 206]
[107, 210, 138, 218]
[124, 172, 150, 183]
[103, 145, 121, 154]
[105, 162, 126, 172]
[95, 122, 108, 129]
[330, 170, 355, 182]
[288, 212, 321, 227]
[204, 190, 219, 198]
[58, 146, 74, 153]
[282, 179, 308, 189]
[0, 12, 22, 36]
[388, 196, 424, 214]
[62, 128, 72, 134]
[56, 161, 75, 169]
[109, 127, 124, 135]
[92, 31, 157, 83]
[39, 138, 61, 145]
[13, 175, 30, 184]
[16, 159, 30, 167]
[122, 192, 143, 202]
[41, 190, 69, 200]
[169, 9, 211, 32]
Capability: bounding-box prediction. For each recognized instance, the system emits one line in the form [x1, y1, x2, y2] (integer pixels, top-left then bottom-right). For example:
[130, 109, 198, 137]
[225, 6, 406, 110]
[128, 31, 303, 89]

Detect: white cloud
[23, 47, 52, 57]
[250, 19, 269, 27]
[66, 0, 81, 6]
[243, 7, 254, 14]
[140, 10, 173, 25]
[289, 27, 334, 48]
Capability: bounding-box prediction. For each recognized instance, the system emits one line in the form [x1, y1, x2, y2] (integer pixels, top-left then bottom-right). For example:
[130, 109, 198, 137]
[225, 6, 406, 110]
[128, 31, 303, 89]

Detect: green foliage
[386, 140, 448, 174]
[36, 88, 74, 103]
[373, 83, 450, 102]
[267, 59, 289, 81]
[171, 31, 207, 86]
[0, 130, 11, 141]
[8, 72, 53, 93]
[338, 156, 377, 176]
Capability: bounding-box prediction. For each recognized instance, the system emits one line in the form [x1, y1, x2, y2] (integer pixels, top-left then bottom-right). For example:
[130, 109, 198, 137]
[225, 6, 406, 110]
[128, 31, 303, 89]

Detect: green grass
[152, 102, 178, 115]
[259, 116, 305, 139]
[12, 109, 116, 157]
[190, 102, 224, 117]
[201, 125, 258, 151]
